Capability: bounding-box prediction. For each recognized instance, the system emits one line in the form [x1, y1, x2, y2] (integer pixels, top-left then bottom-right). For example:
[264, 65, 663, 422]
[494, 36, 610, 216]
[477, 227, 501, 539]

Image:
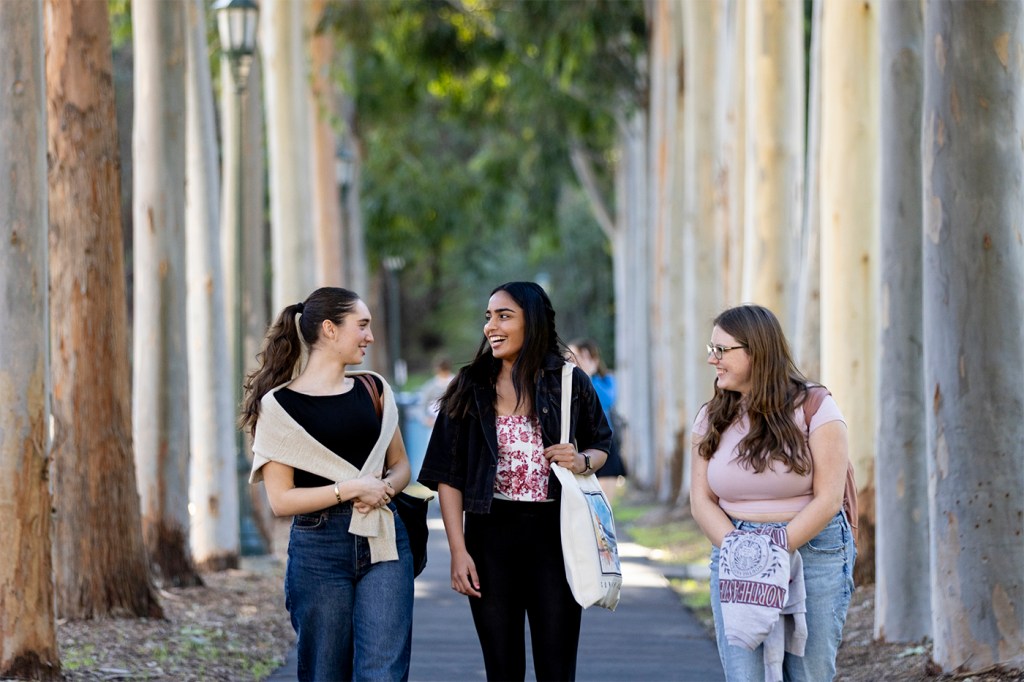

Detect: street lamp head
[214, 0, 259, 91]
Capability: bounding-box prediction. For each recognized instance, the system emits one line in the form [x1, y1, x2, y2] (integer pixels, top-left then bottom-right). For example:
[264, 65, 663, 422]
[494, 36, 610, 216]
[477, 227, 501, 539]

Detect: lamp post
[381, 256, 406, 387]
[214, 0, 264, 556]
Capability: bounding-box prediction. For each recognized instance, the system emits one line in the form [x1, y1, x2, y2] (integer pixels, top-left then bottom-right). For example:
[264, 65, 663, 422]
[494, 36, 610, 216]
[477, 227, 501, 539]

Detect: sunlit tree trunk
[262, 0, 316, 309]
[132, 0, 201, 587]
[742, 0, 803, 333]
[794, 0, 823, 378]
[717, 0, 744, 307]
[649, 0, 684, 501]
[820, 0, 879, 583]
[923, 0, 1024, 670]
[309, 0, 345, 286]
[184, 0, 240, 572]
[875, 0, 929, 644]
[682, 0, 727, 491]
[0, 2, 58, 677]
[44, 0, 163, 620]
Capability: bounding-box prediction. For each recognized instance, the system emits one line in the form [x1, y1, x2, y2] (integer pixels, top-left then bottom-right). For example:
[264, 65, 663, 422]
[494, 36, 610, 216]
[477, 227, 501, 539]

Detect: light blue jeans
[709, 512, 856, 681]
[285, 502, 414, 682]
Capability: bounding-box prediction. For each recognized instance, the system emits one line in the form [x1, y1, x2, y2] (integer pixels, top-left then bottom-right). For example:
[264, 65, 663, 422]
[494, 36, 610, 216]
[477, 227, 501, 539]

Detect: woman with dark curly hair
[419, 281, 613, 681]
[690, 304, 855, 681]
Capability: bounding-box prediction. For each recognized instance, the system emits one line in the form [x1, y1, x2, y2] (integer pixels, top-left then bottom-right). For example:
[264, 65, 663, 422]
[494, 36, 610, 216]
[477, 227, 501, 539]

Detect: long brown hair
[239, 287, 360, 436]
[696, 305, 813, 475]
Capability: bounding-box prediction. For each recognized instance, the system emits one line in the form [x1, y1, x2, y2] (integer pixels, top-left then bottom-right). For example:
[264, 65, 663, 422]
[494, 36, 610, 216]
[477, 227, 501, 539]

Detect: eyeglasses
[706, 343, 745, 361]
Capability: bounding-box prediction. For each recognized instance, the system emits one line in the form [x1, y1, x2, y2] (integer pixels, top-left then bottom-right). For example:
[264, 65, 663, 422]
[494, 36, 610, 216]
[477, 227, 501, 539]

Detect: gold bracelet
[334, 482, 342, 504]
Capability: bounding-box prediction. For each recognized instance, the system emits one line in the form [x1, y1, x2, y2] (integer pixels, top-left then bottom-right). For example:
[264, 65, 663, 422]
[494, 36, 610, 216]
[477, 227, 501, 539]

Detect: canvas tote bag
[550, 362, 622, 610]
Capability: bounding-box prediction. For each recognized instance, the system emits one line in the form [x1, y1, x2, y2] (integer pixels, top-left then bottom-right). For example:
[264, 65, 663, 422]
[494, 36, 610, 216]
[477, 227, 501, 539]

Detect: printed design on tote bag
[583, 489, 621, 576]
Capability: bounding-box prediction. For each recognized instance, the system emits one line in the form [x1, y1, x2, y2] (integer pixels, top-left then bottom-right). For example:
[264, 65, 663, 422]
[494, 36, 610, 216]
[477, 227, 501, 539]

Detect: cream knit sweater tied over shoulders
[249, 370, 401, 564]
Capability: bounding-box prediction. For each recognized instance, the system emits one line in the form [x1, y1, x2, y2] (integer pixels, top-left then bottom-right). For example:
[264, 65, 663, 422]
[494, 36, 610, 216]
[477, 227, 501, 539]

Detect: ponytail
[239, 303, 305, 436]
[239, 286, 361, 436]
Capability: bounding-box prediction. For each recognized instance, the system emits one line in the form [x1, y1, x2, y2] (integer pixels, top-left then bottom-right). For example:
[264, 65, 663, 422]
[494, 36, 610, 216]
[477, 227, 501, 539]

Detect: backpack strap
[356, 374, 383, 420]
[801, 384, 859, 533]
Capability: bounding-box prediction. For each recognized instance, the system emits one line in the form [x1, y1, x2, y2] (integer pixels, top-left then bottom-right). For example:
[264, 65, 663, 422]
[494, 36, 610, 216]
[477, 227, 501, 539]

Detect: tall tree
[185, 0, 240, 571]
[742, 0, 803, 333]
[262, 0, 316, 310]
[132, 0, 201, 587]
[0, 1, 59, 677]
[923, 0, 1024, 671]
[819, 0, 879, 583]
[44, 0, 163, 620]
[875, 0, 929, 643]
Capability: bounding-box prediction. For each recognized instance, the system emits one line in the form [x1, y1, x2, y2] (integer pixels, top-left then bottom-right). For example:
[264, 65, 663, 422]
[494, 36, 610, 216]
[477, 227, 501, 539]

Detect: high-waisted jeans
[709, 512, 856, 681]
[285, 502, 414, 682]
[464, 498, 582, 681]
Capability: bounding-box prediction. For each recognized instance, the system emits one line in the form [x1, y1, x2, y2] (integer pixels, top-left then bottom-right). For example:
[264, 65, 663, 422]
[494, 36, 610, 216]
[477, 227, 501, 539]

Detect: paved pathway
[268, 501, 724, 681]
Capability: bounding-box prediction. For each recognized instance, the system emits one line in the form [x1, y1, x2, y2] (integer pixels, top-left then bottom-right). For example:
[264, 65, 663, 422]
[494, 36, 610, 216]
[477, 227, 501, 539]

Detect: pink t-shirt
[494, 415, 550, 501]
[692, 395, 845, 515]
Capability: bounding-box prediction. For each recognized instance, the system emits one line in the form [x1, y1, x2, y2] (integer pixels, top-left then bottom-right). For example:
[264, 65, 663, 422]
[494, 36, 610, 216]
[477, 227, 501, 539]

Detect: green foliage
[322, 0, 644, 372]
[108, 0, 132, 48]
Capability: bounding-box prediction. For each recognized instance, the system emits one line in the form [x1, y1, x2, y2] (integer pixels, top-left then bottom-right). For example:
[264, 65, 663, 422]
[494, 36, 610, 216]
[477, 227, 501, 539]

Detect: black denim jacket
[418, 356, 614, 514]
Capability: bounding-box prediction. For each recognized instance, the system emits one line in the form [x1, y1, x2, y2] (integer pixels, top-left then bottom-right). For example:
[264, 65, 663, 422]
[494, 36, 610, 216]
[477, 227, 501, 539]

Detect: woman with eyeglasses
[690, 304, 855, 681]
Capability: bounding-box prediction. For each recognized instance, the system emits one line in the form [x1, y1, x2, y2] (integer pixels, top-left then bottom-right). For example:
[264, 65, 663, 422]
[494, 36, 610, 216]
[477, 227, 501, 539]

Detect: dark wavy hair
[440, 281, 567, 419]
[239, 287, 361, 436]
[696, 304, 814, 475]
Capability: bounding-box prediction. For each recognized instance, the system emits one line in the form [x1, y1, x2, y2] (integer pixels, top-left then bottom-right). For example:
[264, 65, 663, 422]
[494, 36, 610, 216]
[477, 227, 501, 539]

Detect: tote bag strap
[560, 363, 574, 444]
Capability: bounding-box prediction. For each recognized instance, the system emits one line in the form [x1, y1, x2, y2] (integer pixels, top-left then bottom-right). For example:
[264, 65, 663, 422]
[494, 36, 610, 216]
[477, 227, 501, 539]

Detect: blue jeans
[709, 512, 856, 681]
[285, 502, 414, 682]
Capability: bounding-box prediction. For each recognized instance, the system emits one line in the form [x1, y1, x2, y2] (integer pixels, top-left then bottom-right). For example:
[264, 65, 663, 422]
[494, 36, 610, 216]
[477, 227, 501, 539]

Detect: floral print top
[493, 415, 549, 501]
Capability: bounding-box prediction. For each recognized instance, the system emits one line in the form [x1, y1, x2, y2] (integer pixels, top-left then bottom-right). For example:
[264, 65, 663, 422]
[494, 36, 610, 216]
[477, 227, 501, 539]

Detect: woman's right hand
[450, 548, 481, 598]
[352, 475, 392, 512]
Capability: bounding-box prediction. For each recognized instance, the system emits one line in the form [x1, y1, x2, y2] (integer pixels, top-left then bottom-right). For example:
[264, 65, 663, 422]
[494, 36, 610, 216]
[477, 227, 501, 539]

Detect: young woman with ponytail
[241, 287, 414, 682]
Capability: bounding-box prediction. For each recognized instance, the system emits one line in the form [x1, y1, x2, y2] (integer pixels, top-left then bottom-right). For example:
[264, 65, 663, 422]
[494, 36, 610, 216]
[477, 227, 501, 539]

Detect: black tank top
[274, 376, 383, 488]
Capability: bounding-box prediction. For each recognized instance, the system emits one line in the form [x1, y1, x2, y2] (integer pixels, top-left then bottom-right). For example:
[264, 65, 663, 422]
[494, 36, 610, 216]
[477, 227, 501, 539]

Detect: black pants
[465, 498, 582, 682]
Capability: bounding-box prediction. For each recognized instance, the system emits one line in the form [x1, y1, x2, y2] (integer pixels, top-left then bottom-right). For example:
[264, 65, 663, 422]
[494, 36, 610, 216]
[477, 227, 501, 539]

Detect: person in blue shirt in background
[569, 339, 628, 504]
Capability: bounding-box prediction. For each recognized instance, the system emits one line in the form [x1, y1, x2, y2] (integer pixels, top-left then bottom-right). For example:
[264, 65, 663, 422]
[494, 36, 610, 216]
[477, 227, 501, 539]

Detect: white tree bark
[0, 1, 58, 675]
[717, 0, 744, 308]
[185, 0, 240, 571]
[262, 0, 316, 309]
[682, 0, 728, 491]
[132, 0, 200, 586]
[649, 0, 684, 501]
[614, 111, 654, 488]
[794, 0, 823, 378]
[875, 0, 929, 643]
[742, 0, 803, 334]
[819, 0, 879, 578]
[923, 0, 1024, 670]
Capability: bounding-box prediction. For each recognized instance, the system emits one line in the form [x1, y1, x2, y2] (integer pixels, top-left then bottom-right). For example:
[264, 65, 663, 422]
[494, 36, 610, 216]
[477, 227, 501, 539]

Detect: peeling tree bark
[184, 0, 240, 572]
[132, 0, 201, 587]
[875, 0, 929, 644]
[0, 1, 59, 676]
[923, 0, 1024, 671]
[44, 0, 163, 620]
[819, 0, 879, 584]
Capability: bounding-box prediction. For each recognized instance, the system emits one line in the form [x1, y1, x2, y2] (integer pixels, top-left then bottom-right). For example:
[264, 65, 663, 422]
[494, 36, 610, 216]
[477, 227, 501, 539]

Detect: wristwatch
[582, 452, 593, 474]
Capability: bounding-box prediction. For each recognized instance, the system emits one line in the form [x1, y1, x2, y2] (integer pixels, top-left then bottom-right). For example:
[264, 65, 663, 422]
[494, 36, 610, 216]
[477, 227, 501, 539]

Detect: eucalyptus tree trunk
[717, 0, 744, 306]
[132, 0, 201, 587]
[648, 0, 684, 501]
[742, 0, 803, 334]
[309, 0, 345, 286]
[794, 0, 823, 378]
[682, 0, 728, 484]
[185, 0, 239, 572]
[262, 0, 316, 310]
[338, 47, 369, 299]
[923, 1, 1024, 670]
[819, 0, 879, 583]
[875, 0, 929, 644]
[614, 111, 654, 489]
[0, 2, 58, 676]
[44, 0, 163, 619]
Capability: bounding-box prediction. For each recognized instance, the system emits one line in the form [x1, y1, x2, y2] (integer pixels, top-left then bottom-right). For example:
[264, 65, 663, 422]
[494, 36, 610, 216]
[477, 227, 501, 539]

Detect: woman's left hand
[544, 443, 581, 473]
